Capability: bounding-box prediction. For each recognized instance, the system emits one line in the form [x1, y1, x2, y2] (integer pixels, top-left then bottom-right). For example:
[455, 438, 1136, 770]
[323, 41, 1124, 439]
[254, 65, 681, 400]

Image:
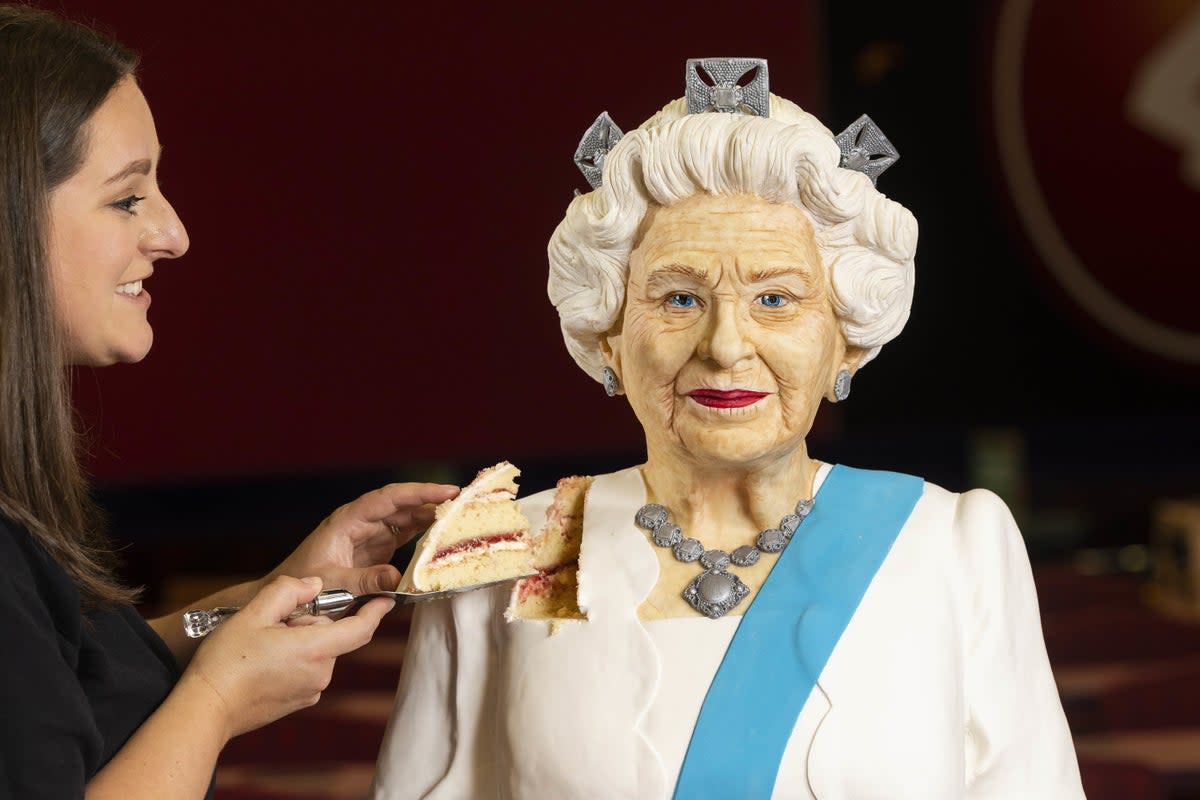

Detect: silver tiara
[833, 114, 899, 185]
[573, 59, 897, 189]
[573, 112, 625, 191]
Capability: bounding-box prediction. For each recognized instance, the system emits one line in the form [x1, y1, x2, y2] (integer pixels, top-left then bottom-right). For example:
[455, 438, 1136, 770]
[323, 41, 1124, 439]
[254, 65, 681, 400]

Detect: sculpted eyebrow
[747, 266, 815, 287]
[646, 263, 708, 286]
[103, 158, 152, 185]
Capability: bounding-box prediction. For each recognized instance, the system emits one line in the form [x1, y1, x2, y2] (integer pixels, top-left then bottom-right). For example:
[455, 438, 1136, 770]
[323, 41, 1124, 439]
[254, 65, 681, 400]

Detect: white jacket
[372, 465, 1085, 799]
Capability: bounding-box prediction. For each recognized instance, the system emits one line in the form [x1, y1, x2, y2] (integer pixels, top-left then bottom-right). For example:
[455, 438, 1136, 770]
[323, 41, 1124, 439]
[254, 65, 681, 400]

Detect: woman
[373, 60, 1085, 798]
[0, 7, 456, 797]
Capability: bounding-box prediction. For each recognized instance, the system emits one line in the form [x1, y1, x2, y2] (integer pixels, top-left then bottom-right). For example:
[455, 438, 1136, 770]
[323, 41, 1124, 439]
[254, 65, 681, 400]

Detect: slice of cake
[511, 475, 592, 621]
[402, 461, 533, 592]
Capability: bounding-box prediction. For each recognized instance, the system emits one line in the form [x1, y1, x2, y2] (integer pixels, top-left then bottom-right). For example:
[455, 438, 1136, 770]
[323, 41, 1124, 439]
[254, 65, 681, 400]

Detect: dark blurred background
[32, 0, 1200, 795]
[42, 0, 1194, 575]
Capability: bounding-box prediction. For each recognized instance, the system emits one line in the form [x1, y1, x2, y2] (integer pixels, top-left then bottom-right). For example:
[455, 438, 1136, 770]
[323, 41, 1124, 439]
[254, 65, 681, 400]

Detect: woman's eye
[111, 195, 145, 215]
[758, 293, 788, 308]
[667, 293, 697, 309]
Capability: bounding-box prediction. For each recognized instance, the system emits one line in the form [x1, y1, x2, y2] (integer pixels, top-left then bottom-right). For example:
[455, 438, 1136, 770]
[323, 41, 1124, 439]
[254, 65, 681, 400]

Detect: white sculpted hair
[547, 95, 918, 382]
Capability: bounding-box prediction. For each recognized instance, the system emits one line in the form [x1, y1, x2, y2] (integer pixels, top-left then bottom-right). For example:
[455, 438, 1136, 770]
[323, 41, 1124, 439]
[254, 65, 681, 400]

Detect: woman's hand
[180, 575, 393, 739]
[146, 482, 459, 670]
[266, 482, 459, 596]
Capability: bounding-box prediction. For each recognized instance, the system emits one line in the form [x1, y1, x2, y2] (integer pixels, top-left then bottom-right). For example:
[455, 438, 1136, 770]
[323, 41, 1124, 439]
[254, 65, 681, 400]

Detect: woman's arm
[85, 670, 227, 799]
[89, 577, 393, 799]
[145, 579, 261, 668]
[145, 481, 458, 668]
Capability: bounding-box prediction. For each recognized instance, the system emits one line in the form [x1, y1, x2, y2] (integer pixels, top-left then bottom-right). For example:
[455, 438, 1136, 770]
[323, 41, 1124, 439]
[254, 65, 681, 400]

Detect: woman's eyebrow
[103, 158, 152, 185]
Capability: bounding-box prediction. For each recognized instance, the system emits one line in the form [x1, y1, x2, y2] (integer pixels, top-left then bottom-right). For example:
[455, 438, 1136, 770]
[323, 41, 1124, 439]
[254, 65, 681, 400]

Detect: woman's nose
[138, 194, 189, 260]
[700, 300, 754, 368]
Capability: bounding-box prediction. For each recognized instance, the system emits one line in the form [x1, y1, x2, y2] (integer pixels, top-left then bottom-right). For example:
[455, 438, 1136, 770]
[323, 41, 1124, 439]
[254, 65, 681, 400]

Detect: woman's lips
[687, 389, 769, 408]
[116, 288, 151, 309]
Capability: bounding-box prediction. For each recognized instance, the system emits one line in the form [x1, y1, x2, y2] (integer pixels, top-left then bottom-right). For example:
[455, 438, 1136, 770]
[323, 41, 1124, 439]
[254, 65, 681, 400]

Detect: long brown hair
[0, 5, 140, 606]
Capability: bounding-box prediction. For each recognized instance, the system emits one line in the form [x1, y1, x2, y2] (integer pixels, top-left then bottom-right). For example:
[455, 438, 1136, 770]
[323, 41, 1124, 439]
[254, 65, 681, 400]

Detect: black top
[0, 517, 210, 798]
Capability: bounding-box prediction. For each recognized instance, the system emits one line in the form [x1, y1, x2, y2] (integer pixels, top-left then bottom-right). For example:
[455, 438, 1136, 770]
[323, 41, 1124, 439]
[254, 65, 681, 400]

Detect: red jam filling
[431, 531, 524, 563]
[517, 561, 576, 602]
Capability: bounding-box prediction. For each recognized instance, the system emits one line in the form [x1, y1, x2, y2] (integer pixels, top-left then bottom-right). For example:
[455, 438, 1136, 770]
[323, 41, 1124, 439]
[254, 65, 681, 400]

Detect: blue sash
[672, 466, 924, 799]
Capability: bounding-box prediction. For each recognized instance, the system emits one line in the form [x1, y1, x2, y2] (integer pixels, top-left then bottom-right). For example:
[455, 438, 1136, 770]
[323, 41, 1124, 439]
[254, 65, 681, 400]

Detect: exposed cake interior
[403, 461, 532, 592]
[511, 475, 592, 621]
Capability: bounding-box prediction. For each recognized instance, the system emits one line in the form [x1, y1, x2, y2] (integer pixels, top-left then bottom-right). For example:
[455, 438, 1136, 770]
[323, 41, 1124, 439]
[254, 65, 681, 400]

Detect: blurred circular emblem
[993, 0, 1200, 364]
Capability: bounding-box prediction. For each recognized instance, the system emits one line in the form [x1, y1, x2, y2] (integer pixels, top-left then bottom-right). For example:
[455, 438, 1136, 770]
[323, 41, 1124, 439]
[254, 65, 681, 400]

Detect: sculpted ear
[599, 328, 623, 384]
[595, 331, 624, 393]
[840, 344, 869, 374]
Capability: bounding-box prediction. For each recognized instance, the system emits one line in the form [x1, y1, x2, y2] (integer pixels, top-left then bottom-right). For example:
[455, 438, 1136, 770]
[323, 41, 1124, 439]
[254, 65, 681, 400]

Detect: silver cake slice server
[182, 574, 535, 639]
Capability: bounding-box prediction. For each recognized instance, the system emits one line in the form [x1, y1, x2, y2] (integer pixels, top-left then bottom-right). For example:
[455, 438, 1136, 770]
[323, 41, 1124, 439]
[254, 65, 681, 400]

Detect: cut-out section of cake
[511, 475, 592, 621]
[401, 461, 532, 592]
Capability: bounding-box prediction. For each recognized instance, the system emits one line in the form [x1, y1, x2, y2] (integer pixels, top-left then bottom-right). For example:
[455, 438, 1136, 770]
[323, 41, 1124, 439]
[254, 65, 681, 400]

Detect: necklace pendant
[636, 497, 813, 620]
[682, 569, 750, 619]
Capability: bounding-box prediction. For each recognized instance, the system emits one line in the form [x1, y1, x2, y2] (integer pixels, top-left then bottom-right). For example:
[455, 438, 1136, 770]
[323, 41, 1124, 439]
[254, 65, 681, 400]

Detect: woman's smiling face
[47, 75, 188, 366]
[606, 193, 851, 469]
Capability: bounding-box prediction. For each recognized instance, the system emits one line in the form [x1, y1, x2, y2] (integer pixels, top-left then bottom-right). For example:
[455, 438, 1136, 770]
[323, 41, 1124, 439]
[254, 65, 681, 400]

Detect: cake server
[182, 574, 536, 639]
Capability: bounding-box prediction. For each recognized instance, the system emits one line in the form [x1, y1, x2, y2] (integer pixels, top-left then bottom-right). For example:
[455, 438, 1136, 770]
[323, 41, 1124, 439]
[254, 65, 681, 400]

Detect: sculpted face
[605, 193, 854, 469]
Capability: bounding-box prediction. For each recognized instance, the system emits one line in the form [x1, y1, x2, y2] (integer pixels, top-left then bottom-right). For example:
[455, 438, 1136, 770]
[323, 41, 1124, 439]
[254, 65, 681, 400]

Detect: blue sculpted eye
[758, 293, 787, 308]
[667, 294, 697, 309]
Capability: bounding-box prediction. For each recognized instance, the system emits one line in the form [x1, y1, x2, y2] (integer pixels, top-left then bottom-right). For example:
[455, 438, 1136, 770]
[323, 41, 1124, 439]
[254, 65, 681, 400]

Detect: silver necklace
[634, 497, 814, 619]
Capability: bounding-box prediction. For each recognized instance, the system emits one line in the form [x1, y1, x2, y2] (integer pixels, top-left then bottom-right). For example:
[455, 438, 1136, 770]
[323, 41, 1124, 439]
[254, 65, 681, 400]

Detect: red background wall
[39, 1, 1200, 494]
[47, 2, 822, 483]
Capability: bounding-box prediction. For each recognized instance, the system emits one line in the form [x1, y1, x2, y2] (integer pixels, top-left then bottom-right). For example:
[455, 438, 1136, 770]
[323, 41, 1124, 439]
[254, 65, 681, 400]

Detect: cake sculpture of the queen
[372, 59, 1085, 799]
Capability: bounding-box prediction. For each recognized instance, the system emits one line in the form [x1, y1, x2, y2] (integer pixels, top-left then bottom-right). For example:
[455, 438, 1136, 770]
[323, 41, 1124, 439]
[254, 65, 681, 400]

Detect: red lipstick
[687, 389, 768, 409]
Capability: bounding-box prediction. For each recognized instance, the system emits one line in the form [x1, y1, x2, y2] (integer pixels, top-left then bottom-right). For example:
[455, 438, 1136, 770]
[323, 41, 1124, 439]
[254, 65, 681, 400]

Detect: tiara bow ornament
[685, 58, 770, 117]
[834, 114, 899, 184]
[573, 112, 625, 190]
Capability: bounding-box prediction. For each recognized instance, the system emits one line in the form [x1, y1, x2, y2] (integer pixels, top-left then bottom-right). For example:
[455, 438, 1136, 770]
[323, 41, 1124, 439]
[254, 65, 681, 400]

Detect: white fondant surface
[371, 465, 1084, 799]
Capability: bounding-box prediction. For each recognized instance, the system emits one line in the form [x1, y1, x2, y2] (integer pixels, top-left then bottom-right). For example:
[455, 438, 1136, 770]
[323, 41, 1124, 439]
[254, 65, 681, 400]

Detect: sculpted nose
[700, 301, 754, 369]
